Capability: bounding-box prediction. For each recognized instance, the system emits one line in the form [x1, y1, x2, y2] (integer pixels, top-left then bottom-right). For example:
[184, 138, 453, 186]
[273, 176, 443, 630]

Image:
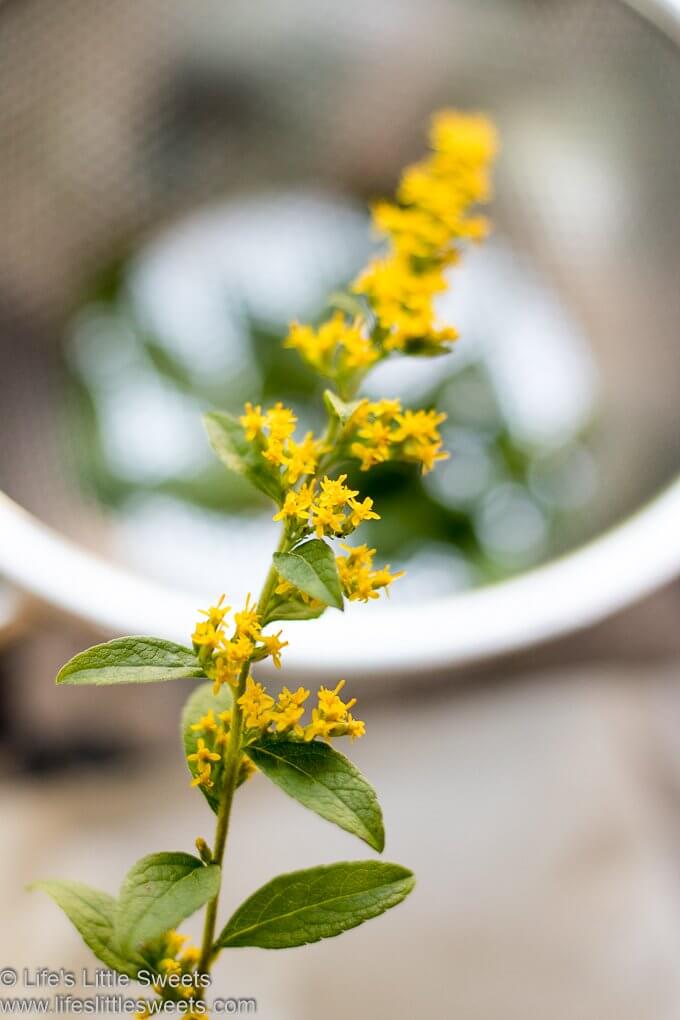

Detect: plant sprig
[36, 109, 497, 1017]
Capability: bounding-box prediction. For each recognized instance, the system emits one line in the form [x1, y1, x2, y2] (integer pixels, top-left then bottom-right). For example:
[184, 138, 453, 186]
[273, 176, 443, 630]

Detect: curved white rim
[1, 480, 679, 676]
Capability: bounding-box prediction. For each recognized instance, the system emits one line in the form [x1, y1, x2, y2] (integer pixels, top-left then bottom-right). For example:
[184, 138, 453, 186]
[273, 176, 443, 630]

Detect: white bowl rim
[1, 476, 679, 677]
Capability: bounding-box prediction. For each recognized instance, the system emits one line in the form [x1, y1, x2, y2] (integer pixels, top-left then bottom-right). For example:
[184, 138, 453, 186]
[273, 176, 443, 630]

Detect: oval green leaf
[248, 738, 384, 851]
[204, 411, 283, 505]
[116, 853, 220, 953]
[273, 540, 343, 610]
[31, 880, 141, 978]
[56, 637, 205, 686]
[217, 860, 414, 949]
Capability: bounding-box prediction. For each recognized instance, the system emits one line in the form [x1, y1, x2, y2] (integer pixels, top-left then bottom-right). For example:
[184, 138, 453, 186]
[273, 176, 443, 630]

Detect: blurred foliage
[64, 259, 594, 589]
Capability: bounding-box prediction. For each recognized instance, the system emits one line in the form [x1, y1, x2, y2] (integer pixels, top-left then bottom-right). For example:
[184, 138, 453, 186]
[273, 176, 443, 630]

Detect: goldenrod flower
[259, 630, 288, 669]
[283, 433, 319, 485]
[240, 402, 267, 441]
[272, 480, 316, 522]
[191, 621, 222, 650]
[316, 473, 356, 506]
[311, 503, 345, 538]
[190, 709, 218, 734]
[336, 544, 403, 602]
[272, 686, 310, 735]
[187, 738, 221, 770]
[233, 594, 262, 641]
[159, 959, 182, 975]
[191, 764, 214, 789]
[265, 402, 297, 442]
[347, 496, 380, 528]
[180, 946, 200, 968]
[303, 680, 365, 742]
[237, 677, 275, 731]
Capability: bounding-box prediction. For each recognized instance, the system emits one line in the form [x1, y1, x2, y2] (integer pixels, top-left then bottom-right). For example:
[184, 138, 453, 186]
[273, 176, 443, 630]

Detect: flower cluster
[238, 677, 364, 741]
[345, 398, 447, 473]
[240, 401, 322, 485]
[284, 311, 380, 380]
[353, 110, 497, 355]
[273, 472, 380, 538]
[187, 704, 257, 791]
[335, 544, 403, 603]
[191, 594, 287, 692]
[134, 931, 204, 1018]
[283, 109, 497, 385]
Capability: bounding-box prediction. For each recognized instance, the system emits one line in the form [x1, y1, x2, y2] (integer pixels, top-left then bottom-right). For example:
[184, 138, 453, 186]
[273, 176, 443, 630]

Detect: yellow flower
[339, 323, 379, 371]
[187, 738, 221, 769]
[191, 621, 221, 650]
[191, 764, 214, 789]
[259, 630, 288, 669]
[336, 544, 403, 602]
[278, 686, 310, 710]
[164, 932, 188, 956]
[262, 438, 287, 467]
[285, 312, 375, 379]
[190, 709, 218, 734]
[237, 677, 275, 731]
[346, 715, 366, 740]
[391, 408, 446, 443]
[180, 946, 201, 968]
[283, 433, 319, 485]
[347, 496, 380, 529]
[285, 314, 345, 372]
[304, 680, 365, 741]
[160, 959, 182, 975]
[233, 594, 261, 641]
[272, 686, 310, 735]
[240, 402, 267, 441]
[311, 503, 346, 538]
[317, 474, 358, 509]
[272, 480, 316, 522]
[265, 402, 297, 442]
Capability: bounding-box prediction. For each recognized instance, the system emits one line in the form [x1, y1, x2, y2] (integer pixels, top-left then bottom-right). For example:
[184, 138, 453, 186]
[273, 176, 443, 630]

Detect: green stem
[197, 380, 362, 973]
[197, 529, 290, 974]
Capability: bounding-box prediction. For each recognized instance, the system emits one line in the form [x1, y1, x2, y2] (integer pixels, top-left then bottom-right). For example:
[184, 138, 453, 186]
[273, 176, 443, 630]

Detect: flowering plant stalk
[33, 110, 496, 1017]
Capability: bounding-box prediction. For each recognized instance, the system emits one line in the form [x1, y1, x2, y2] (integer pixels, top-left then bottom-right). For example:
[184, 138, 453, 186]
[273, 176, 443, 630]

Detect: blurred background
[1, 0, 679, 1016]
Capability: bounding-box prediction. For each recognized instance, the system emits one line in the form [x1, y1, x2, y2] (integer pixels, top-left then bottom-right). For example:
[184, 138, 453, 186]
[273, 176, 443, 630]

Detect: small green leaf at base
[323, 389, 364, 426]
[248, 738, 384, 851]
[56, 637, 205, 686]
[217, 861, 414, 949]
[116, 853, 220, 954]
[263, 597, 326, 626]
[31, 881, 140, 978]
[273, 540, 343, 610]
[204, 411, 284, 505]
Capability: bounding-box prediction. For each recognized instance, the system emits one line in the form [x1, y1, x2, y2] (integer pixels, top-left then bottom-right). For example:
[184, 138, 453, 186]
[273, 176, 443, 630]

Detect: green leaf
[116, 853, 221, 953]
[204, 411, 283, 505]
[218, 860, 414, 949]
[248, 738, 384, 851]
[323, 389, 363, 426]
[56, 637, 205, 686]
[31, 880, 140, 978]
[182, 681, 233, 814]
[273, 540, 343, 610]
[263, 596, 326, 626]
